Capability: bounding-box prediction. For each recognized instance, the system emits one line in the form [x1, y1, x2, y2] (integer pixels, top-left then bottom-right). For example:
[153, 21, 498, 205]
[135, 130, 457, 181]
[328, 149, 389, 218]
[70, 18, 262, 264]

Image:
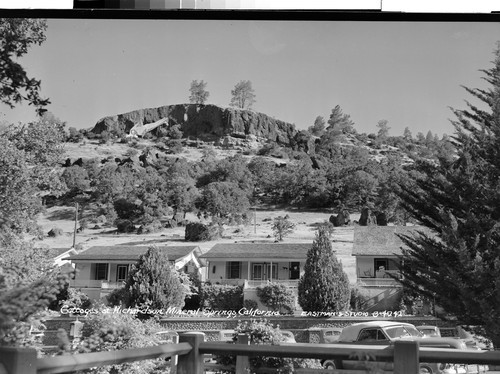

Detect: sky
[2, 17, 500, 137]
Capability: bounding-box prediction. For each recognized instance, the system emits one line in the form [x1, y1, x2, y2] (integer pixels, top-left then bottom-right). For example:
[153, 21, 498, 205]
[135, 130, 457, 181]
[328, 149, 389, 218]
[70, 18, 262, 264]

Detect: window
[358, 328, 388, 342]
[227, 262, 241, 279]
[95, 263, 108, 280]
[116, 265, 128, 282]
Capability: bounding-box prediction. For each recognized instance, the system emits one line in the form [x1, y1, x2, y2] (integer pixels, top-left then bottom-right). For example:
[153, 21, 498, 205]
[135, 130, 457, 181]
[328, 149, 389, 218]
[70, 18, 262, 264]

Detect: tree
[257, 282, 295, 313]
[396, 45, 500, 346]
[189, 79, 209, 105]
[308, 116, 326, 136]
[0, 18, 50, 115]
[229, 80, 256, 110]
[198, 181, 250, 218]
[122, 246, 187, 311]
[326, 105, 354, 134]
[272, 216, 296, 241]
[403, 127, 413, 140]
[376, 119, 390, 140]
[298, 226, 350, 312]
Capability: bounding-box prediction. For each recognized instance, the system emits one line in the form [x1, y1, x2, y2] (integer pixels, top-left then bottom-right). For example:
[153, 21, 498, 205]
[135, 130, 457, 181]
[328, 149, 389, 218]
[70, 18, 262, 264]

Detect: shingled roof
[65, 245, 200, 262]
[199, 243, 312, 260]
[352, 226, 432, 256]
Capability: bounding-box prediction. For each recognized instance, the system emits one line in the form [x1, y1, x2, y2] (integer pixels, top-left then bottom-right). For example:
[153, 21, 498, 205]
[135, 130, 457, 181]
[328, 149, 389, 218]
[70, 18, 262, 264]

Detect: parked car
[321, 321, 470, 374]
[315, 327, 343, 343]
[219, 329, 236, 342]
[417, 325, 442, 338]
[280, 330, 296, 343]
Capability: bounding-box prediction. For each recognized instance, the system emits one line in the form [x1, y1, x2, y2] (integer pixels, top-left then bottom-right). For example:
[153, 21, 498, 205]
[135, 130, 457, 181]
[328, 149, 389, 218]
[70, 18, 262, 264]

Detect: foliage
[184, 221, 221, 241]
[189, 79, 210, 105]
[298, 226, 350, 312]
[200, 283, 243, 311]
[326, 105, 355, 135]
[396, 45, 500, 346]
[229, 80, 256, 110]
[308, 115, 326, 136]
[120, 246, 188, 313]
[271, 216, 296, 241]
[61, 312, 169, 374]
[115, 219, 136, 233]
[0, 18, 50, 115]
[0, 272, 68, 347]
[215, 319, 322, 373]
[256, 283, 295, 314]
[197, 181, 250, 218]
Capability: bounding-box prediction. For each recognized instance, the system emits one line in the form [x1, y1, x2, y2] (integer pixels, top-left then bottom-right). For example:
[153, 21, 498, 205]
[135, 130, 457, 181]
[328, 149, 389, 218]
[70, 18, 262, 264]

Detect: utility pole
[254, 206, 257, 234]
[73, 202, 79, 248]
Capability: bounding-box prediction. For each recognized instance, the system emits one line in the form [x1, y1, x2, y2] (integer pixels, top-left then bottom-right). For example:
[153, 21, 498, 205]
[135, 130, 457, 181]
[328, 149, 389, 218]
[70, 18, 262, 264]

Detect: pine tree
[189, 80, 209, 105]
[124, 246, 186, 310]
[229, 80, 256, 110]
[397, 45, 500, 346]
[298, 226, 350, 312]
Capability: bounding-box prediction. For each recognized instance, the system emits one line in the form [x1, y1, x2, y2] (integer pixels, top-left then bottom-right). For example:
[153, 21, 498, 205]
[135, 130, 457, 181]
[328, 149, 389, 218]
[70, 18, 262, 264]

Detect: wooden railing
[2, 332, 500, 374]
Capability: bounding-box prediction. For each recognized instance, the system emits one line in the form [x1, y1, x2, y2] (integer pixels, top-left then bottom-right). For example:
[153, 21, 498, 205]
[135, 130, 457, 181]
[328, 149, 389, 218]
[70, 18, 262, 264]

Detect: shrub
[272, 216, 296, 241]
[257, 283, 295, 314]
[184, 222, 220, 241]
[136, 220, 162, 234]
[243, 299, 258, 310]
[48, 227, 64, 237]
[60, 312, 169, 374]
[115, 219, 136, 233]
[214, 319, 322, 373]
[200, 284, 243, 311]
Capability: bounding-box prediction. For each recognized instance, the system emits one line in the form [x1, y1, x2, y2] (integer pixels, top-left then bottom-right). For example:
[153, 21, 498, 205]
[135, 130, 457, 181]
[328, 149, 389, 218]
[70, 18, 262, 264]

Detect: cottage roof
[352, 226, 432, 256]
[66, 245, 199, 262]
[199, 243, 312, 260]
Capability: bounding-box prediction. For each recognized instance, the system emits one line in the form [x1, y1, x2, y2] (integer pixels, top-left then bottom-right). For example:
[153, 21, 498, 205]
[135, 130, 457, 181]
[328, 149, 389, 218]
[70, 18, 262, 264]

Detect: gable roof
[199, 243, 312, 260]
[65, 245, 199, 262]
[352, 226, 432, 256]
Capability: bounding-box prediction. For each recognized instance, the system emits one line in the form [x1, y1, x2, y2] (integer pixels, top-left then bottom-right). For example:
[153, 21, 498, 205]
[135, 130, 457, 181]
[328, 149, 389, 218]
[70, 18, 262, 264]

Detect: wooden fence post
[0, 347, 37, 374]
[170, 334, 179, 374]
[394, 340, 419, 374]
[177, 332, 204, 374]
[236, 333, 250, 374]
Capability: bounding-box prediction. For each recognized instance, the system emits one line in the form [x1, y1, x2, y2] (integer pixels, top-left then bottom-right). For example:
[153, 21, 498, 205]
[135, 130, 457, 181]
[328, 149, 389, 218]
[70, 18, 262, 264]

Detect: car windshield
[384, 325, 422, 339]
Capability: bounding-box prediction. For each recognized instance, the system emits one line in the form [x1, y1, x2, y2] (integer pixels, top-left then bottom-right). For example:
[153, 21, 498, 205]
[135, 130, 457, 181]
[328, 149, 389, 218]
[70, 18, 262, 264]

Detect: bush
[48, 227, 64, 237]
[200, 284, 243, 311]
[60, 312, 169, 374]
[115, 219, 136, 233]
[137, 220, 162, 234]
[243, 299, 258, 310]
[257, 283, 295, 314]
[184, 222, 220, 241]
[214, 319, 322, 374]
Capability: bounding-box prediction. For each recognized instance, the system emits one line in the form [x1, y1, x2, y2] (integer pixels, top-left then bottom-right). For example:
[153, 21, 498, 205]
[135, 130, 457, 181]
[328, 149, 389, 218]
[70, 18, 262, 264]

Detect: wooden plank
[36, 342, 192, 374]
[394, 341, 419, 374]
[0, 347, 37, 374]
[177, 332, 205, 374]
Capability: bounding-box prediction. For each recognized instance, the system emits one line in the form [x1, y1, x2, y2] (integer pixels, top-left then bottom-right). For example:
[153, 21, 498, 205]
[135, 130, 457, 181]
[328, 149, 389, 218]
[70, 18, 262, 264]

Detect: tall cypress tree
[125, 246, 186, 310]
[397, 45, 500, 346]
[298, 226, 350, 312]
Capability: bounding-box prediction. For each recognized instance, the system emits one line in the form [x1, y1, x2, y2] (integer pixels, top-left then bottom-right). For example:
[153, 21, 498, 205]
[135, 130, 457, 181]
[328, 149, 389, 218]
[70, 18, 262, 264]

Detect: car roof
[338, 321, 418, 342]
[416, 325, 440, 329]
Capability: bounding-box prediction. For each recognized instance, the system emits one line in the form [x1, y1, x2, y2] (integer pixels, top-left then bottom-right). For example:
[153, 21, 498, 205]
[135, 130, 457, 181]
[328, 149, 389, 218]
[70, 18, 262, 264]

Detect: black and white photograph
[1, 8, 500, 374]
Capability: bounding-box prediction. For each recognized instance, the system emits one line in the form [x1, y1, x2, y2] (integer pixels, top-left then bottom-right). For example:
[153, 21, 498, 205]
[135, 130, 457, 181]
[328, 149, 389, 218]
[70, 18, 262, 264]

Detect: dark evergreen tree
[326, 105, 354, 134]
[298, 226, 350, 312]
[124, 246, 186, 311]
[397, 45, 500, 346]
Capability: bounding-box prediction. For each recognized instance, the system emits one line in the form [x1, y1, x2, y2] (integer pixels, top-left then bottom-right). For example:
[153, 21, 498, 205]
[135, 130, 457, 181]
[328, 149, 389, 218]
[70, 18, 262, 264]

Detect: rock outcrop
[92, 104, 300, 146]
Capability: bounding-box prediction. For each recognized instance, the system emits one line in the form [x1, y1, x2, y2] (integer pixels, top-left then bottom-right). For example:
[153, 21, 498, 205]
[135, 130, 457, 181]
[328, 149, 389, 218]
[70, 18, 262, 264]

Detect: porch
[206, 260, 303, 286]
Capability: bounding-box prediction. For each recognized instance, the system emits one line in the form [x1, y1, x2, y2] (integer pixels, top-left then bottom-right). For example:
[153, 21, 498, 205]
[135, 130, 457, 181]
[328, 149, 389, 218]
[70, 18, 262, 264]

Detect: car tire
[419, 366, 433, 374]
[323, 360, 336, 370]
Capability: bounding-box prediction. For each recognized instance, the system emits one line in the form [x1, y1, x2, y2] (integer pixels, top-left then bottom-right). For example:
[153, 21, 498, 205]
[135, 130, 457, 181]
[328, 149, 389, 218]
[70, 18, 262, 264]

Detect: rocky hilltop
[92, 104, 304, 146]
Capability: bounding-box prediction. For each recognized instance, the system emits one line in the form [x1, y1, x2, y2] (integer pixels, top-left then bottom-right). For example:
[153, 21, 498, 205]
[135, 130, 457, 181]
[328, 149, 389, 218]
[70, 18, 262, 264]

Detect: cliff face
[92, 104, 299, 145]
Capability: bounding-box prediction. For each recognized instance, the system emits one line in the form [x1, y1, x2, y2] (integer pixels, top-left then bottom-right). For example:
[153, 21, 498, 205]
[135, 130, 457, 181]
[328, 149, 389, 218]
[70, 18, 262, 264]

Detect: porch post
[270, 261, 273, 282]
[107, 262, 111, 282]
[247, 262, 251, 280]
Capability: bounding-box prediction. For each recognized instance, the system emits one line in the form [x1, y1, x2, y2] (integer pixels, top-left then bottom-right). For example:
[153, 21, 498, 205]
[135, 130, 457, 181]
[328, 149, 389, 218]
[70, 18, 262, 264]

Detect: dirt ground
[36, 206, 359, 283]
